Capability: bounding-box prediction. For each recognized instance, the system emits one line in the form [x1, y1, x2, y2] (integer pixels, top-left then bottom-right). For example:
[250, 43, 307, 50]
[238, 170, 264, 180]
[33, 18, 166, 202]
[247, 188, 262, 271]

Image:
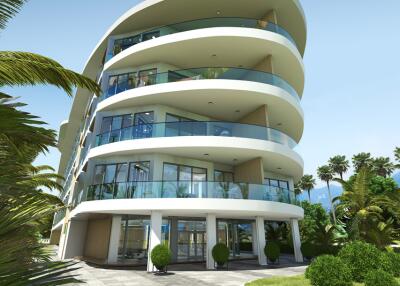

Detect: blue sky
[1, 0, 399, 187]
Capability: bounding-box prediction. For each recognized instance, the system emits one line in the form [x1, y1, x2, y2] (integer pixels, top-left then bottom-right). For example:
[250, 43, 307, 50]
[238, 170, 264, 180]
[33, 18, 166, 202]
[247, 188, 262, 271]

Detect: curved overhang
[104, 27, 304, 97]
[70, 198, 304, 221]
[88, 136, 304, 181]
[97, 79, 304, 142]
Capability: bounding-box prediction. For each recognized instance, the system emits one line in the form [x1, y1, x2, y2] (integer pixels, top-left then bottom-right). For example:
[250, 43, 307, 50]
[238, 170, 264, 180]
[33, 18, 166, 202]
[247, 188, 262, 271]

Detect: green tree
[335, 168, 399, 248]
[300, 175, 316, 203]
[328, 155, 349, 180]
[0, 0, 100, 284]
[317, 165, 337, 225]
[352, 152, 373, 173]
[372, 157, 395, 178]
[395, 147, 400, 167]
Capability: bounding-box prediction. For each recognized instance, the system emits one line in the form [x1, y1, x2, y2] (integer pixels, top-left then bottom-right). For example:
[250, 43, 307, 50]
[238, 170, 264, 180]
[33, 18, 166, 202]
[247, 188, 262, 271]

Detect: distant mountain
[297, 172, 400, 210]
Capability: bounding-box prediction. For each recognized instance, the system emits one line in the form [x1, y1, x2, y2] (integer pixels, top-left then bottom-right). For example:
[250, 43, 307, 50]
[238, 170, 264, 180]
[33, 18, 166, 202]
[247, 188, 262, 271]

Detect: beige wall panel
[84, 218, 112, 260]
[234, 157, 264, 184]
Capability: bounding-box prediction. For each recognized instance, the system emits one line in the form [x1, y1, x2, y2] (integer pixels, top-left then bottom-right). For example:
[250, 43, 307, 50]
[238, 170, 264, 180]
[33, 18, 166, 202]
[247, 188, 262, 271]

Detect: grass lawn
[244, 275, 381, 286]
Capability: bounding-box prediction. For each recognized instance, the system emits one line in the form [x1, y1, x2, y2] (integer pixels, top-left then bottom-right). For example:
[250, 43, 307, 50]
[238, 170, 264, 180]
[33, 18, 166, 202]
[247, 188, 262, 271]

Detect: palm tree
[394, 147, 400, 168]
[328, 155, 349, 180]
[300, 175, 316, 203]
[352, 152, 373, 173]
[317, 165, 337, 224]
[294, 182, 302, 200]
[0, 1, 100, 284]
[334, 168, 399, 247]
[372, 157, 395, 178]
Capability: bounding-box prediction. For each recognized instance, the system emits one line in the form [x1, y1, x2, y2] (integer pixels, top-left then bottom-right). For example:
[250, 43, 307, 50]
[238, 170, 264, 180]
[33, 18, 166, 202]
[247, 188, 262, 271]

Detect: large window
[264, 178, 289, 190]
[165, 113, 203, 136]
[214, 170, 234, 182]
[162, 163, 207, 198]
[112, 31, 160, 57]
[106, 68, 158, 98]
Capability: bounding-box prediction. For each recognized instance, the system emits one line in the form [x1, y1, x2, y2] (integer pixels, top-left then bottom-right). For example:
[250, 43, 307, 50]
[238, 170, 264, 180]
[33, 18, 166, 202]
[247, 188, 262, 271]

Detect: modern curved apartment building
[51, 0, 307, 271]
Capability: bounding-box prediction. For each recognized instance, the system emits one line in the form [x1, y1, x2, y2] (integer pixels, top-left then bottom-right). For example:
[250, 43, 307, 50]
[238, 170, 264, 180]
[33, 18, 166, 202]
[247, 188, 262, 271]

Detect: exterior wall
[234, 157, 264, 184]
[63, 220, 88, 259]
[84, 217, 112, 260]
[239, 105, 269, 127]
[49, 229, 61, 245]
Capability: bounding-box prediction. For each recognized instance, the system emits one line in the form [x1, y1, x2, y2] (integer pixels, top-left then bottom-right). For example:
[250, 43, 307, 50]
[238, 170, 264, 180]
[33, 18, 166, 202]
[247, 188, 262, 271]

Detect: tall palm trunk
[327, 182, 337, 224]
[307, 189, 311, 203]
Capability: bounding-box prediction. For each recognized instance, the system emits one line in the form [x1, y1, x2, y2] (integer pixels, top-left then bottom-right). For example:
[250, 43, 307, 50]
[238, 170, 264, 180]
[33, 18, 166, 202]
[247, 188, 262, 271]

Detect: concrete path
[66, 259, 307, 286]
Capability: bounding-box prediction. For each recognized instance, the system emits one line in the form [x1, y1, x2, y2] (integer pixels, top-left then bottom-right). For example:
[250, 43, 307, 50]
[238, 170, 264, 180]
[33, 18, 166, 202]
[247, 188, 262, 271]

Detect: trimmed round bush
[264, 241, 280, 263]
[381, 251, 400, 277]
[212, 243, 229, 266]
[301, 242, 316, 260]
[150, 244, 172, 271]
[338, 241, 383, 282]
[306, 255, 352, 286]
[365, 269, 399, 286]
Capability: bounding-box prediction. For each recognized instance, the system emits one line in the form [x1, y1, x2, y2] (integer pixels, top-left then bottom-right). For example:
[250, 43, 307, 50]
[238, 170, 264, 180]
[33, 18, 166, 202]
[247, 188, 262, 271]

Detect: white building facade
[51, 0, 307, 271]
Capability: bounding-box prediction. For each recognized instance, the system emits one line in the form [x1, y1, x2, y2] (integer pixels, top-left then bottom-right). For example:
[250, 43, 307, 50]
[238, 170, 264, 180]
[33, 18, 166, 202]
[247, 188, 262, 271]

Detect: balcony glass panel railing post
[95, 121, 297, 149]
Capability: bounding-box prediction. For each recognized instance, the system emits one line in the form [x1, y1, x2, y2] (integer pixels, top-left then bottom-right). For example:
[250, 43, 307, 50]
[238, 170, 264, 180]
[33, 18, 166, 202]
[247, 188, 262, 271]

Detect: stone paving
[66, 257, 307, 286]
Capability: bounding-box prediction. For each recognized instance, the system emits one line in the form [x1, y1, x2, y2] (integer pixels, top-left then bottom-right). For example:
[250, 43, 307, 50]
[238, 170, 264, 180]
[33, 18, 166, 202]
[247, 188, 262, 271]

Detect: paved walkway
[66, 258, 307, 286]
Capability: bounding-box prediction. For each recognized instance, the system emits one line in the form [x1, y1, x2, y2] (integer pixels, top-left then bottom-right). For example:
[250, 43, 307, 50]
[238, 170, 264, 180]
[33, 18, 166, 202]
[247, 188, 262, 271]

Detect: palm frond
[0, 0, 27, 30]
[0, 51, 101, 96]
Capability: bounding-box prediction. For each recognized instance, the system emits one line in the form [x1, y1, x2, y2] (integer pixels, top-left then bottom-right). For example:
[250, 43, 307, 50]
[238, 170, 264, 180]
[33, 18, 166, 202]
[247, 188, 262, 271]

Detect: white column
[251, 222, 258, 255]
[170, 217, 179, 262]
[107, 215, 122, 264]
[255, 216, 267, 265]
[290, 219, 303, 263]
[206, 214, 217, 269]
[147, 211, 162, 272]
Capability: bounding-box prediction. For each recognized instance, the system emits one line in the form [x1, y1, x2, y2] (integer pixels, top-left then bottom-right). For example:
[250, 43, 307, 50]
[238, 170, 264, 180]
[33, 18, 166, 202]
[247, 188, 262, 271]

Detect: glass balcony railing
[101, 67, 300, 102]
[95, 121, 297, 149]
[85, 181, 296, 205]
[106, 17, 297, 62]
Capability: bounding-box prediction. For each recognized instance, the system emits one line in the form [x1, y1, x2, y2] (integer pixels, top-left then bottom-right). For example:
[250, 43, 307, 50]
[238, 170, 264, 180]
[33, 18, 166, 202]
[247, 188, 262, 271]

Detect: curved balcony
[106, 17, 297, 62]
[101, 67, 300, 102]
[95, 121, 297, 149]
[85, 181, 296, 205]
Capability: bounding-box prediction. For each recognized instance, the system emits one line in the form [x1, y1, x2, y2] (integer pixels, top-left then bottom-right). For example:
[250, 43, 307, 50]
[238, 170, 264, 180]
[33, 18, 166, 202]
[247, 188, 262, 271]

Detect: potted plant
[212, 243, 229, 269]
[264, 241, 280, 263]
[150, 244, 172, 273]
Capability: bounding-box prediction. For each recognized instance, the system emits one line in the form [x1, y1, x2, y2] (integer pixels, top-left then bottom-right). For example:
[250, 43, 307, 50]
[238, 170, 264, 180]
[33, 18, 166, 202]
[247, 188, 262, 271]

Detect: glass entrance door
[217, 220, 255, 259]
[177, 220, 206, 262]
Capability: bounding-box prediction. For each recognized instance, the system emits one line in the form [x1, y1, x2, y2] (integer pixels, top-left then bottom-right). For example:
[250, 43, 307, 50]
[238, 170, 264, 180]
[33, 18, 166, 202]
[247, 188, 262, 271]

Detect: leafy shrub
[212, 243, 229, 266]
[264, 241, 280, 263]
[364, 269, 399, 286]
[150, 244, 172, 271]
[301, 242, 316, 259]
[306, 255, 352, 286]
[381, 251, 400, 277]
[338, 241, 383, 282]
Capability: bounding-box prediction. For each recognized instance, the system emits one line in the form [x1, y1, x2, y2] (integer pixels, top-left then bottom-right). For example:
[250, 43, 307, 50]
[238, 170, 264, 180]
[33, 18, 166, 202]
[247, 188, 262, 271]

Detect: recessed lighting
[208, 101, 215, 105]
[211, 54, 217, 57]
[235, 110, 241, 113]
[216, 10, 221, 15]
[145, 112, 150, 115]
[277, 123, 282, 126]
[277, 167, 282, 170]
[204, 153, 209, 156]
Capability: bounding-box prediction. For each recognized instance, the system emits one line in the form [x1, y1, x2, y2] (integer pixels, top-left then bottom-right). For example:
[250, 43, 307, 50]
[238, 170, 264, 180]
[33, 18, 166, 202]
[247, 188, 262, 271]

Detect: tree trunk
[307, 190, 311, 203]
[327, 182, 337, 225]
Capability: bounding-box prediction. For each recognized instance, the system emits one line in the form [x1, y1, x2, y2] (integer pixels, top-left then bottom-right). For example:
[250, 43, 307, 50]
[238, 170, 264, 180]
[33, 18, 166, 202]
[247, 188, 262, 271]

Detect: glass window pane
[166, 114, 180, 122]
[104, 164, 117, 183]
[100, 117, 113, 134]
[214, 171, 223, 182]
[129, 162, 150, 182]
[122, 114, 133, 129]
[269, 179, 279, 187]
[93, 165, 105, 184]
[128, 73, 137, 89]
[134, 111, 154, 125]
[279, 180, 289, 189]
[115, 163, 128, 183]
[179, 166, 191, 181]
[163, 163, 178, 181]
[224, 172, 234, 182]
[112, 116, 122, 130]
[107, 76, 118, 96]
[137, 69, 157, 87]
[116, 74, 129, 94]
